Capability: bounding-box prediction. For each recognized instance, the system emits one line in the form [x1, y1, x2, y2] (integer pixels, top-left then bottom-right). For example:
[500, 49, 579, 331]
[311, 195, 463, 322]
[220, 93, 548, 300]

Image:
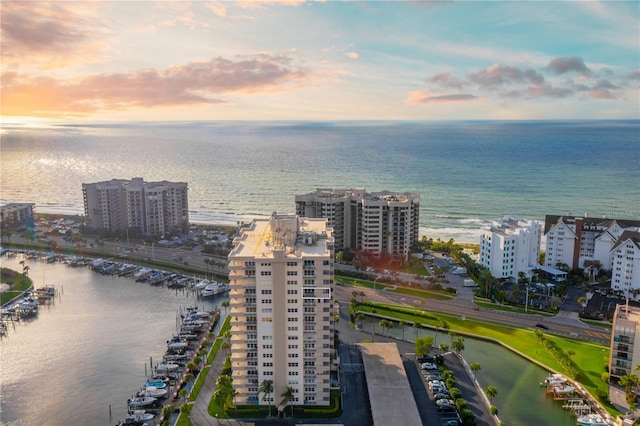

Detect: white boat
[155, 362, 179, 374]
[548, 384, 575, 394]
[127, 396, 157, 408]
[200, 281, 229, 297]
[542, 373, 568, 386]
[137, 386, 168, 399]
[193, 280, 210, 289]
[167, 337, 188, 350]
[123, 410, 155, 423]
[577, 413, 607, 426]
[145, 380, 167, 389]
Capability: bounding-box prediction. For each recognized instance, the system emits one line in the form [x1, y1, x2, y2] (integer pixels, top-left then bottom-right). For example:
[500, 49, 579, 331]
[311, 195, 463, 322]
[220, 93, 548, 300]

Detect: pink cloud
[1, 1, 109, 69]
[589, 90, 615, 99]
[346, 52, 359, 60]
[2, 54, 311, 117]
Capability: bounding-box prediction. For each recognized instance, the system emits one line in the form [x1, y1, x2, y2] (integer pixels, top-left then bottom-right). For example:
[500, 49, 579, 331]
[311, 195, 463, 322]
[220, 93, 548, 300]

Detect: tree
[378, 319, 393, 336]
[452, 336, 465, 354]
[259, 379, 274, 417]
[439, 342, 449, 353]
[399, 320, 406, 341]
[221, 300, 230, 315]
[448, 330, 456, 346]
[415, 336, 433, 357]
[619, 374, 639, 401]
[414, 321, 422, 339]
[358, 291, 366, 303]
[280, 385, 295, 417]
[434, 318, 445, 347]
[356, 312, 365, 330]
[486, 385, 498, 401]
[470, 362, 481, 379]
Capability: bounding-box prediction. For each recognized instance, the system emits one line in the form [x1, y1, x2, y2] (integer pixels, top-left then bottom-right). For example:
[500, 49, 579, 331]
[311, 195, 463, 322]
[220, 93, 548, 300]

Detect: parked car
[433, 392, 451, 401]
[421, 362, 438, 370]
[535, 323, 549, 330]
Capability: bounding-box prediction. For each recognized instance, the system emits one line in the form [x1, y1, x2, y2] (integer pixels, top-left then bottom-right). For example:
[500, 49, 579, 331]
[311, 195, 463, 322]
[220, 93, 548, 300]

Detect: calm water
[2, 120, 639, 243]
[0, 256, 224, 426]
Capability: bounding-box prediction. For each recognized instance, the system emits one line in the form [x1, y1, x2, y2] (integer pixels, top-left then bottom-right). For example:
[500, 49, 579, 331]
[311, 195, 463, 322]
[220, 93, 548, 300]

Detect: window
[260, 271, 272, 276]
[261, 289, 272, 294]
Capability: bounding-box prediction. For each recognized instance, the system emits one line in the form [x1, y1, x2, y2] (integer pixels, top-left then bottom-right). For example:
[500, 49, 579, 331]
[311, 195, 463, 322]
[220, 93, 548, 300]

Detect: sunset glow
[1, 1, 639, 122]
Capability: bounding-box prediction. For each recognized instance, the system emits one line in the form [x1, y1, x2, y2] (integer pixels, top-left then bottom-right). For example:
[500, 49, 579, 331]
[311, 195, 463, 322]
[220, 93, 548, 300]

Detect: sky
[1, 0, 639, 123]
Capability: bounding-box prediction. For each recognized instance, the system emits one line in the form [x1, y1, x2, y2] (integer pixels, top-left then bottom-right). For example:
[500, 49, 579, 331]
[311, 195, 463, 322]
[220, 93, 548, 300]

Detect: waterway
[2, 255, 578, 425]
[0, 256, 224, 426]
[361, 317, 580, 426]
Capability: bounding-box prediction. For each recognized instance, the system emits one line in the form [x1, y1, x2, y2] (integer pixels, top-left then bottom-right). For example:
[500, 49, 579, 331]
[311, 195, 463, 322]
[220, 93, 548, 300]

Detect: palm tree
[619, 374, 639, 401]
[470, 362, 481, 379]
[439, 342, 449, 353]
[399, 320, 406, 341]
[448, 330, 456, 346]
[259, 379, 274, 416]
[485, 385, 498, 401]
[221, 341, 231, 358]
[414, 321, 421, 339]
[22, 265, 30, 275]
[355, 312, 365, 330]
[378, 319, 392, 336]
[452, 336, 465, 354]
[280, 386, 295, 417]
[434, 318, 445, 347]
[221, 300, 230, 315]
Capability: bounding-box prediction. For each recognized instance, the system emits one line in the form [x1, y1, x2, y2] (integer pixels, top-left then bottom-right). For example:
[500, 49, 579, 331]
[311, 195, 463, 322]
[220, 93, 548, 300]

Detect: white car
[421, 362, 438, 370]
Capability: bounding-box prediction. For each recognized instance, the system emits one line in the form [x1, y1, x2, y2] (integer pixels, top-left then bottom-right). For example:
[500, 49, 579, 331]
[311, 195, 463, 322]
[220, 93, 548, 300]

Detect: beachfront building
[295, 188, 420, 261]
[609, 303, 640, 383]
[544, 215, 640, 273]
[0, 203, 35, 229]
[479, 216, 542, 280]
[611, 232, 640, 296]
[82, 178, 189, 237]
[227, 213, 335, 409]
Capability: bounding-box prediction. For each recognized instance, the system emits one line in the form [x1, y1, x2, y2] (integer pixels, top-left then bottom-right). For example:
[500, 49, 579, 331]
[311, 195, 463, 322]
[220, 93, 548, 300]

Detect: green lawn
[0, 268, 33, 305]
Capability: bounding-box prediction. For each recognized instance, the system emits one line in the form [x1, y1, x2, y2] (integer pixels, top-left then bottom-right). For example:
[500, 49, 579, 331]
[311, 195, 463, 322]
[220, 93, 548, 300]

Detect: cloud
[413, 55, 634, 105]
[1, 54, 310, 117]
[346, 52, 359, 60]
[467, 64, 544, 89]
[1, 1, 109, 69]
[406, 90, 479, 104]
[426, 71, 464, 90]
[547, 56, 591, 76]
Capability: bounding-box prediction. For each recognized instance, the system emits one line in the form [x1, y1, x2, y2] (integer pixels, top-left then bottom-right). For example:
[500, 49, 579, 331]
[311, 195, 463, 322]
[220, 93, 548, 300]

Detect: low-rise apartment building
[609, 303, 640, 383]
[0, 203, 35, 228]
[479, 216, 542, 280]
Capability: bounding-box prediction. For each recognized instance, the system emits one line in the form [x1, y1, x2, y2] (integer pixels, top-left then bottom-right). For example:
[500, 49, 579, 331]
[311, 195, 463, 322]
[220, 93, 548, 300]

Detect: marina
[0, 255, 226, 426]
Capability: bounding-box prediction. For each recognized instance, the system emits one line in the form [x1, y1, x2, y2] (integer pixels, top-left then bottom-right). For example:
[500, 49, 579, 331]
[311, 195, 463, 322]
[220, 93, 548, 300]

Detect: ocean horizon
[2, 119, 639, 244]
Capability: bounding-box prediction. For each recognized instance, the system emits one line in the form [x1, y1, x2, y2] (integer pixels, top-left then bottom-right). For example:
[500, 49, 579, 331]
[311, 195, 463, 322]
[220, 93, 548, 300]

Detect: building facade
[0, 203, 35, 228]
[227, 213, 335, 408]
[295, 188, 420, 261]
[544, 215, 640, 271]
[609, 304, 640, 383]
[82, 178, 189, 237]
[610, 232, 640, 296]
[479, 217, 542, 280]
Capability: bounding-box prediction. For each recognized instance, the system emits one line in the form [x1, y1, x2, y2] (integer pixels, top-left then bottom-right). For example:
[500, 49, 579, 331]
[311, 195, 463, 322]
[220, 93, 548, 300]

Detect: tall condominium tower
[82, 177, 189, 237]
[610, 304, 640, 383]
[227, 213, 335, 409]
[479, 216, 542, 280]
[295, 188, 420, 261]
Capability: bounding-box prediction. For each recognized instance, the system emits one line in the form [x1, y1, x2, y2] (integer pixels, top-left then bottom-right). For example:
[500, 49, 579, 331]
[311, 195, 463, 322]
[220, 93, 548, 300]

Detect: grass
[473, 298, 555, 316]
[353, 301, 615, 415]
[335, 276, 455, 301]
[0, 268, 33, 305]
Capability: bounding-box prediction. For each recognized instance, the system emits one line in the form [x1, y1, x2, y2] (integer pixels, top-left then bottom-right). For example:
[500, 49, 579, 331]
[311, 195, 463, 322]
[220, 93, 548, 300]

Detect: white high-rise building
[295, 188, 420, 261]
[610, 231, 640, 296]
[227, 213, 335, 408]
[82, 177, 189, 237]
[479, 217, 542, 280]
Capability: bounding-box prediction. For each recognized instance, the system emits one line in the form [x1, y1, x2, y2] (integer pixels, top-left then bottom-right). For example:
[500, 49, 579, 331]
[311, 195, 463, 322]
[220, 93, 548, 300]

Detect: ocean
[1, 120, 639, 243]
